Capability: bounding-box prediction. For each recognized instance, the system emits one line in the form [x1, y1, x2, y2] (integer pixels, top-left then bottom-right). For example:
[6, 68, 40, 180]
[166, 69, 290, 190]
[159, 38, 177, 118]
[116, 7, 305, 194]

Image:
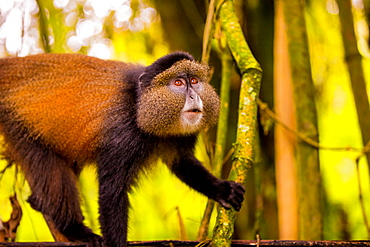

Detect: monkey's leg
[43, 216, 69, 242]
[97, 128, 154, 247]
[98, 164, 134, 247]
[9, 141, 102, 246]
[97, 150, 146, 247]
[98, 186, 130, 247]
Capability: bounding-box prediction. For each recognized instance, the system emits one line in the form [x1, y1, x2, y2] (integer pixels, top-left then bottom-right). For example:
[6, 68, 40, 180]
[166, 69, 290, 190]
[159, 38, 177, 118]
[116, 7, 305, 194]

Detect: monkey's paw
[64, 223, 104, 247]
[82, 233, 104, 247]
[215, 181, 245, 211]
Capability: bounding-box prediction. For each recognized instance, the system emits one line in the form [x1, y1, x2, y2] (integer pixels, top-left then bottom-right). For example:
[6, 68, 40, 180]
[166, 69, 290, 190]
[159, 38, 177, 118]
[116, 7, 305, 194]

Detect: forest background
[0, 0, 370, 243]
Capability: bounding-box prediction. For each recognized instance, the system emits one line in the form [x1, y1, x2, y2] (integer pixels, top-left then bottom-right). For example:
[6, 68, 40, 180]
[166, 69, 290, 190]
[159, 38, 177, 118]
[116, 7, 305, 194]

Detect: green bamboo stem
[36, 0, 66, 53]
[197, 200, 215, 241]
[336, 0, 370, 177]
[281, 0, 322, 240]
[201, 0, 217, 64]
[197, 47, 233, 241]
[211, 1, 262, 246]
[35, 0, 51, 53]
[213, 49, 233, 179]
[336, 0, 370, 236]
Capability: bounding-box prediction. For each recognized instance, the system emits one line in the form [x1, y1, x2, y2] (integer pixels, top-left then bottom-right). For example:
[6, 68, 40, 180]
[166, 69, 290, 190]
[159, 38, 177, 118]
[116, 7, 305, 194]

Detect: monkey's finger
[235, 189, 245, 203]
[223, 200, 241, 211]
[235, 184, 246, 194]
[228, 194, 244, 210]
[230, 194, 243, 207]
[229, 183, 244, 200]
[229, 197, 243, 211]
[218, 199, 232, 210]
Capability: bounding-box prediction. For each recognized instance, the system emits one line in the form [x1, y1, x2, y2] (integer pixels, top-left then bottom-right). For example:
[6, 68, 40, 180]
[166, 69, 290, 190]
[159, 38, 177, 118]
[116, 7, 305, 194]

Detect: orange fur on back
[0, 54, 130, 161]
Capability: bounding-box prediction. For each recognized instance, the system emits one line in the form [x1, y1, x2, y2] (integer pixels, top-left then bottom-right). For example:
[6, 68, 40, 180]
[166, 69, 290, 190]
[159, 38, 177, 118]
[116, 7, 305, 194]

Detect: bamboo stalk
[35, 0, 67, 53]
[35, 0, 51, 53]
[211, 1, 262, 246]
[197, 33, 234, 243]
[213, 49, 233, 179]
[336, 0, 370, 182]
[273, 1, 298, 238]
[281, 0, 322, 240]
[336, 0, 370, 237]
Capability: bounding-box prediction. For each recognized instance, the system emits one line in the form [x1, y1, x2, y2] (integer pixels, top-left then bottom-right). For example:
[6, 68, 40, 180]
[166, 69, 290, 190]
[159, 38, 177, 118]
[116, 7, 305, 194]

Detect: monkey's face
[137, 60, 220, 137]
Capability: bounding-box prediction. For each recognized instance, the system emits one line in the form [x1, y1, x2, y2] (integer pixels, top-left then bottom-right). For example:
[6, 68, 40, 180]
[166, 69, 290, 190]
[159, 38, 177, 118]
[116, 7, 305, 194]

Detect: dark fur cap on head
[139, 51, 194, 88]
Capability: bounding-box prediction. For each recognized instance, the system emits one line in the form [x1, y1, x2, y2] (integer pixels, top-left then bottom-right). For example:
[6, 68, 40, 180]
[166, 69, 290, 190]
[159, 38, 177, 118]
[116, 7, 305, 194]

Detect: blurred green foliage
[307, 0, 370, 239]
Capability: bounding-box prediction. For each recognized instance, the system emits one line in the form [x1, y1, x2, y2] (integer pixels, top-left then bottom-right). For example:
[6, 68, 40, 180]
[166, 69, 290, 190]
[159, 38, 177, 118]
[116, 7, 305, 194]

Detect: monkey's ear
[138, 73, 147, 91]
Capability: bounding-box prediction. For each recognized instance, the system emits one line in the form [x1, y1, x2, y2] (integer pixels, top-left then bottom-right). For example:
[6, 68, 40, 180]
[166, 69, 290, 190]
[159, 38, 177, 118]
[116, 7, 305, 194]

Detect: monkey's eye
[190, 78, 198, 84]
[173, 79, 184, 86]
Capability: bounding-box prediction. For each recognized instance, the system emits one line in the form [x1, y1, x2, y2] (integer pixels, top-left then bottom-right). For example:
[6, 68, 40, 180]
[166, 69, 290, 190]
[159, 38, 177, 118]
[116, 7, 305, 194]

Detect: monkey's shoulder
[0, 54, 145, 161]
[0, 53, 144, 85]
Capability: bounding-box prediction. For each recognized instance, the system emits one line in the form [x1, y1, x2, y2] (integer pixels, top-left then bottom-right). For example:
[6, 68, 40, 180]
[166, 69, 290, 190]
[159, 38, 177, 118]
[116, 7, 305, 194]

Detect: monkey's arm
[169, 151, 245, 211]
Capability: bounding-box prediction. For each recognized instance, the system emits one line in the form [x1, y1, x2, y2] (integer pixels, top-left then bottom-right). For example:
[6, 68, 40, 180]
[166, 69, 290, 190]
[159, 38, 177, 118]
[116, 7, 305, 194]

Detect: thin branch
[201, 0, 217, 64]
[222, 148, 234, 166]
[258, 99, 370, 154]
[355, 157, 370, 238]
[35, 0, 51, 53]
[196, 200, 215, 241]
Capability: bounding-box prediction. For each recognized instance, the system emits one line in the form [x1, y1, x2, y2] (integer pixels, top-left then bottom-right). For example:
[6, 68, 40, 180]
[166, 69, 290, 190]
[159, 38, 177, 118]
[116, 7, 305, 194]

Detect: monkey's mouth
[186, 108, 202, 113]
[182, 108, 203, 125]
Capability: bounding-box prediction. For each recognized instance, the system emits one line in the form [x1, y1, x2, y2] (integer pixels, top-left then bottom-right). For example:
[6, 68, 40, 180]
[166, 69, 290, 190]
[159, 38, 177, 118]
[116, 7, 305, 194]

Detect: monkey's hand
[215, 181, 245, 211]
